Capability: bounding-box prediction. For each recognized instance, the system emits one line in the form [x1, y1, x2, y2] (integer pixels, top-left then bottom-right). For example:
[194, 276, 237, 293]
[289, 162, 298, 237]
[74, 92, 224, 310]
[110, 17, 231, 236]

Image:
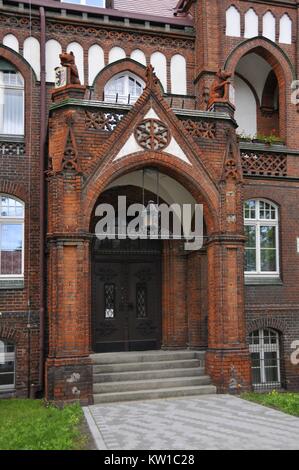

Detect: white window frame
[63, 0, 106, 7]
[0, 340, 15, 391]
[244, 199, 279, 278]
[249, 328, 281, 388]
[104, 72, 145, 105]
[0, 70, 24, 136]
[0, 195, 25, 280]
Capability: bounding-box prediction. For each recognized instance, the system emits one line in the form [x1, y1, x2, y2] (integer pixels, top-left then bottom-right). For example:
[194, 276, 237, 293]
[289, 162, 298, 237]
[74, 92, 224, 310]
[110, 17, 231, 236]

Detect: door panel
[93, 261, 126, 352]
[92, 258, 161, 352]
[128, 261, 161, 351]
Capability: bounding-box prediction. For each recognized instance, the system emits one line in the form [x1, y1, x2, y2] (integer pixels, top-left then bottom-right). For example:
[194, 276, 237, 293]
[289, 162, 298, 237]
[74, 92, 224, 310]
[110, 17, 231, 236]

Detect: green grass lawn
[242, 390, 299, 417]
[0, 399, 88, 450]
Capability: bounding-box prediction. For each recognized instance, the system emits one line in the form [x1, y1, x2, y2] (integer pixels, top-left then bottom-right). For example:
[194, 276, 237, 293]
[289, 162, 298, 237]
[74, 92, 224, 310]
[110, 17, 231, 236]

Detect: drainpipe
[38, 6, 46, 393]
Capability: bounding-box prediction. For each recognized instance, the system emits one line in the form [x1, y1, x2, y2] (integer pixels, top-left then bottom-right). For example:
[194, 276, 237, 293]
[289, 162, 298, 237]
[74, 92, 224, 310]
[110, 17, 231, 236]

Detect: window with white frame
[225, 6, 241, 37]
[62, 0, 106, 7]
[249, 329, 281, 390]
[244, 199, 279, 276]
[104, 73, 144, 105]
[0, 340, 15, 390]
[0, 63, 24, 136]
[0, 195, 24, 278]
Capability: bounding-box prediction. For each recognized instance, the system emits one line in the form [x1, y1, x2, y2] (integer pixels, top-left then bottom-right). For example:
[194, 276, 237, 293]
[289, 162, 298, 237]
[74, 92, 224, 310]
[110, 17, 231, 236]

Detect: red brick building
[0, 0, 298, 403]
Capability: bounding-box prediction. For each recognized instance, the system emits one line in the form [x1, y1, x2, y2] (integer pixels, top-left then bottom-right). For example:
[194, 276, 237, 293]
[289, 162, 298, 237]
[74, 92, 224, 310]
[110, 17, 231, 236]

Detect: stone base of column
[45, 356, 93, 405]
[206, 348, 252, 394]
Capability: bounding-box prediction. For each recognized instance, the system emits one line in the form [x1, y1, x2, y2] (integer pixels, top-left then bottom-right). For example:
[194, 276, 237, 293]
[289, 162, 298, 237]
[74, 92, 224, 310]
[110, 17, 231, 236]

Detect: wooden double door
[92, 255, 162, 352]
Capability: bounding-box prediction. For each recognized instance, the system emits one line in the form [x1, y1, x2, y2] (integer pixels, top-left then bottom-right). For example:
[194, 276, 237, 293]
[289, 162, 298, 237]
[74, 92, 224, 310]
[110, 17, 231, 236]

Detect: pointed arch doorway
[91, 182, 163, 353]
[92, 237, 162, 353]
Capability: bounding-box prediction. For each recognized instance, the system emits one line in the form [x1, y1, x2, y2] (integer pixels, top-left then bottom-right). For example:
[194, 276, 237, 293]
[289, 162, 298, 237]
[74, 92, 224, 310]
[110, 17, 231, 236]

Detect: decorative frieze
[46, 22, 195, 50]
[85, 110, 124, 132]
[181, 119, 216, 139]
[0, 139, 25, 157]
[241, 151, 287, 177]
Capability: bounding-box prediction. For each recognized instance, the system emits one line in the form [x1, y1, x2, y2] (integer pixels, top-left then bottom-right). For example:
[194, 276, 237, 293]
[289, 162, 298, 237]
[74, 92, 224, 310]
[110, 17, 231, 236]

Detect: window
[244, 8, 259, 38]
[249, 329, 281, 390]
[104, 283, 115, 319]
[63, 0, 106, 6]
[279, 14, 292, 45]
[104, 73, 144, 105]
[244, 199, 279, 276]
[0, 195, 24, 278]
[0, 340, 15, 390]
[0, 63, 24, 135]
[263, 11, 276, 42]
[226, 6, 241, 37]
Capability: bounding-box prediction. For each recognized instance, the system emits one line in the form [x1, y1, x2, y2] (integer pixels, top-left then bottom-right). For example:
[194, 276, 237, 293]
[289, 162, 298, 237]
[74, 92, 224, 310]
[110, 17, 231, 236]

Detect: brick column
[162, 240, 188, 348]
[205, 234, 252, 393]
[186, 251, 207, 349]
[45, 235, 92, 404]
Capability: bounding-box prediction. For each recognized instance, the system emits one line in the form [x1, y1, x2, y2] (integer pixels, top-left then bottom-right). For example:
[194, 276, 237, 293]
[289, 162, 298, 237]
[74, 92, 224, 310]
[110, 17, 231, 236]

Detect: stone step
[93, 358, 201, 374]
[90, 350, 205, 365]
[93, 384, 217, 404]
[93, 375, 211, 394]
[93, 366, 205, 383]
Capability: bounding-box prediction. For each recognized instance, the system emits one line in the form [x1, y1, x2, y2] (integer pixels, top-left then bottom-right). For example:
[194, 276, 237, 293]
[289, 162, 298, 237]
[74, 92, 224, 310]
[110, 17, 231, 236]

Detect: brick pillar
[162, 240, 188, 348]
[45, 235, 92, 404]
[205, 235, 252, 393]
[186, 251, 207, 349]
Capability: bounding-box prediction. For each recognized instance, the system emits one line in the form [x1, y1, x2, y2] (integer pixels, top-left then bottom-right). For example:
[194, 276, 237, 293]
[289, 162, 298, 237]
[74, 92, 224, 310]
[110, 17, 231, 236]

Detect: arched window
[170, 54, 187, 95]
[104, 73, 144, 104]
[226, 6, 241, 37]
[263, 11, 276, 42]
[0, 340, 15, 390]
[249, 329, 281, 390]
[0, 195, 24, 278]
[244, 199, 279, 276]
[0, 60, 24, 135]
[279, 14, 292, 45]
[244, 8, 259, 38]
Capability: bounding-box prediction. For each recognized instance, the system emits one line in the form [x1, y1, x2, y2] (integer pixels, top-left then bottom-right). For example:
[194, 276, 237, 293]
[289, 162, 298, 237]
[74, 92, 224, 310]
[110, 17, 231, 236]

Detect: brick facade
[0, 0, 298, 402]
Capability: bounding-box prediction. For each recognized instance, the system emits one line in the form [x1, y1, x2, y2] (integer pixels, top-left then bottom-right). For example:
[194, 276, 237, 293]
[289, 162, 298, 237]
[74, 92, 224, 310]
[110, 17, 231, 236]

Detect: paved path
[84, 395, 299, 450]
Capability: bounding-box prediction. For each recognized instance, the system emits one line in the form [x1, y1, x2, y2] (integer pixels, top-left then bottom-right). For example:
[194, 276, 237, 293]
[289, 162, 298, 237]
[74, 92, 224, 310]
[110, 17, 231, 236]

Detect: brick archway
[93, 58, 164, 99]
[224, 38, 295, 143]
[83, 151, 220, 235]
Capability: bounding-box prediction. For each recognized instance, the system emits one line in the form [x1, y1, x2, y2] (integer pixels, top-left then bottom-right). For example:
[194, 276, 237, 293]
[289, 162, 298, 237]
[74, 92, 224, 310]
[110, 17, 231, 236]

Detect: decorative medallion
[134, 119, 170, 151]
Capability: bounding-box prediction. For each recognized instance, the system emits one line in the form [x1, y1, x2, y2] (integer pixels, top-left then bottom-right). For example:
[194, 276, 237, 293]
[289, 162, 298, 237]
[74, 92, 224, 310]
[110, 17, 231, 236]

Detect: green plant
[0, 399, 88, 450]
[241, 391, 299, 417]
[255, 133, 283, 145]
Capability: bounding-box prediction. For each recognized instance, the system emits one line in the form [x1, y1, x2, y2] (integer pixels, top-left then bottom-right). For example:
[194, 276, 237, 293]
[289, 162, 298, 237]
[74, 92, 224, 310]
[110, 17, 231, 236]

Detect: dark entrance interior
[91, 186, 162, 353]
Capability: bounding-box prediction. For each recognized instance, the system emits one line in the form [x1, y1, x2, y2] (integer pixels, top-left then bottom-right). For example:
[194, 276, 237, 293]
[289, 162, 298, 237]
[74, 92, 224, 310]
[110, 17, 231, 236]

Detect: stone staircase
[91, 350, 216, 404]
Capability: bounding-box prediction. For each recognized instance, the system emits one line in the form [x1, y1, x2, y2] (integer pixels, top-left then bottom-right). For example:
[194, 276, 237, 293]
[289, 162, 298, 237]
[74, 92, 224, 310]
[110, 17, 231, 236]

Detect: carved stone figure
[59, 51, 81, 85]
[208, 68, 232, 107]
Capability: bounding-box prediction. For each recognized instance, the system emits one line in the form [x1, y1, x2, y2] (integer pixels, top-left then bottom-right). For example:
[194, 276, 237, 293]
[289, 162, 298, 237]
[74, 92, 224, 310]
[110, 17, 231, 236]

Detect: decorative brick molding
[134, 119, 170, 151]
[85, 110, 125, 132]
[0, 15, 40, 32]
[0, 138, 25, 157]
[246, 317, 288, 335]
[0, 180, 28, 202]
[241, 150, 287, 177]
[180, 119, 216, 139]
[46, 21, 195, 50]
[0, 325, 21, 342]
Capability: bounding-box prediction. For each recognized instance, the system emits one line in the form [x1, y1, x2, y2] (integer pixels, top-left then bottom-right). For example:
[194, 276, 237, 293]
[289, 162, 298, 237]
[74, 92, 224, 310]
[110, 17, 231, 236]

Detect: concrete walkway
[84, 395, 299, 450]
